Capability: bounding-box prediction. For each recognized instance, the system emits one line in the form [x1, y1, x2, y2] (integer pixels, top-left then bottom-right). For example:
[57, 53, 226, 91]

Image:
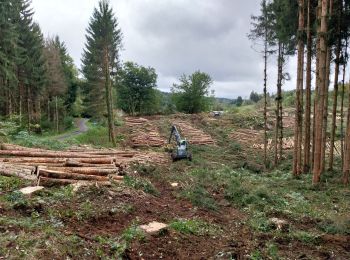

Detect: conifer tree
[81, 0, 122, 146]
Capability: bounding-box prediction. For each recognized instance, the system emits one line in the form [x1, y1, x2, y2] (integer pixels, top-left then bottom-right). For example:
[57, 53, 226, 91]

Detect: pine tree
[0, 0, 20, 116]
[81, 0, 122, 146]
[249, 0, 276, 168]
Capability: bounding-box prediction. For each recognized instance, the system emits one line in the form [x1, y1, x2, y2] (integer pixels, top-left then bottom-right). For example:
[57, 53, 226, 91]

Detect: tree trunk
[27, 86, 31, 133]
[55, 96, 59, 133]
[313, 0, 329, 184]
[321, 45, 331, 172]
[303, 0, 313, 173]
[263, 38, 268, 168]
[329, 3, 342, 170]
[275, 42, 282, 166]
[278, 45, 284, 162]
[104, 47, 116, 146]
[343, 97, 350, 184]
[293, 0, 305, 176]
[340, 38, 348, 168]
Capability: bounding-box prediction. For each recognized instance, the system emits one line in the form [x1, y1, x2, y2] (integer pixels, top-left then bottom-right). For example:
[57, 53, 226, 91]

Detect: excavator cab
[168, 126, 192, 162]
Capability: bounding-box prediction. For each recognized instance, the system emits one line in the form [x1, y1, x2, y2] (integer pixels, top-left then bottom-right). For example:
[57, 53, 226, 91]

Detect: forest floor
[0, 111, 349, 259]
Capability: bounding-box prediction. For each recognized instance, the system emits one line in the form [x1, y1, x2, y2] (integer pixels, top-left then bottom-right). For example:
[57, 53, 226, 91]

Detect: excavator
[168, 125, 192, 162]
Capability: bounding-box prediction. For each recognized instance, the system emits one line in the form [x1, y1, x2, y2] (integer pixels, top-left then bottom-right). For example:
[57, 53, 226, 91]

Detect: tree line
[0, 0, 215, 139]
[250, 0, 350, 184]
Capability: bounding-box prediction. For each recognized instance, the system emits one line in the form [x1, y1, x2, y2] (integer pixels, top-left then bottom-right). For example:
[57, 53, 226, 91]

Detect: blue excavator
[168, 125, 192, 162]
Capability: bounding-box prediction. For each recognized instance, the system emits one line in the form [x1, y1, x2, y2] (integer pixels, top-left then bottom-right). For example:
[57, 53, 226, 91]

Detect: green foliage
[123, 175, 158, 195]
[182, 185, 218, 210]
[81, 0, 122, 118]
[236, 96, 243, 106]
[172, 71, 213, 114]
[12, 131, 69, 150]
[0, 176, 25, 192]
[117, 61, 159, 115]
[74, 125, 114, 147]
[250, 91, 262, 103]
[170, 219, 220, 236]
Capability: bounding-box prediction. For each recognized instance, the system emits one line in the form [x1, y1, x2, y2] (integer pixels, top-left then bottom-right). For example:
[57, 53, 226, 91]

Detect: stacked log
[0, 144, 168, 187]
[125, 117, 149, 127]
[174, 121, 215, 145]
[125, 117, 165, 148]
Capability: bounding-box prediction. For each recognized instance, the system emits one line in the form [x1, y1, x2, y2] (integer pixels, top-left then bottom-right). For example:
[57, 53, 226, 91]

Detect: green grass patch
[170, 219, 220, 236]
[123, 175, 159, 195]
[74, 125, 115, 147]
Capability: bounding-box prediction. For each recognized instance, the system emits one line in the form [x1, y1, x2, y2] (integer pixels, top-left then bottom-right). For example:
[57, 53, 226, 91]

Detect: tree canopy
[171, 71, 213, 114]
[117, 62, 159, 115]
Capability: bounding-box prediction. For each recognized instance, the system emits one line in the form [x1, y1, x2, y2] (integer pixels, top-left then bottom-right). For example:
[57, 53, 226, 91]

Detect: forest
[0, 0, 349, 259]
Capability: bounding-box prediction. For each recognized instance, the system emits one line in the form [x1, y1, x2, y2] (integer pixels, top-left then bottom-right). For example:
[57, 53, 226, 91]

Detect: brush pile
[0, 144, 168, 187]
[174, 121, 215, 145]
[125, 117, 165, 148]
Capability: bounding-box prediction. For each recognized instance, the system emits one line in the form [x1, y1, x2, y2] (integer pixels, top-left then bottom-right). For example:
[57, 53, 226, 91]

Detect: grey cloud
[32, 0, 296, 98]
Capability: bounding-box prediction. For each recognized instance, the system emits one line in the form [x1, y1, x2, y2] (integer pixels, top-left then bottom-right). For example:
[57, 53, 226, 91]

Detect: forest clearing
[1, 0, 350, 259]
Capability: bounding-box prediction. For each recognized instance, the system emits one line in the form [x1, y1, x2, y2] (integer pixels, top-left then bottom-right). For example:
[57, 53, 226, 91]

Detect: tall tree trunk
[329, 3, 342, 170]
[104, 47, 116, 146]
[340, 39, 348, 168]
[304, 0, 313, 173]
[263, 34, 268, 168]
[55, 96, 59, 133]
[313, 0, 329, 184]
[27, 86, 31, 133]
[343, 89, 350, 185]
[275, 42, 282, 166]
[278, 45, 284, 162]
[293, 0, 305, 176]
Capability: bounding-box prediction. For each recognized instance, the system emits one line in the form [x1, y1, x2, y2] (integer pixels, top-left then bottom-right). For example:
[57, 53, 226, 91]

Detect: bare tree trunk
[275, 42, 282, 166]
[104, 47, 116, 146]
[340, 39, 348, 168]
[304, 0, 313, 173]
[263, 32, 268, 168]
[293, 0, 305, 176]
[278, 45, 284, 162]
[343, 82, 350, 184]
[329, 4, 342, 170]
[321, 46, 331, 172]
[27, 86, 31, 133]
[313, 0, 329, 184]
[55, 96, 59, 133]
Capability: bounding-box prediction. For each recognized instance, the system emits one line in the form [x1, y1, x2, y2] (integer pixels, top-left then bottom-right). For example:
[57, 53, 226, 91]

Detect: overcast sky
[32, 0, 297, 99]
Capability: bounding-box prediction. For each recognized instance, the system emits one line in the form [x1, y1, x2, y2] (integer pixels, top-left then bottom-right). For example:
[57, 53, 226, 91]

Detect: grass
[123, 175, 159, 195]
[170, 219, 220, 236]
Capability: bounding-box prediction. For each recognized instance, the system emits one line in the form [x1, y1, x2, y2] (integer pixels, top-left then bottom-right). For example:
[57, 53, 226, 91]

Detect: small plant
[123, 175, 158, 195]
[76, 200, 94, 221]
[182, 186, 218, 211]
[170, 219, 220, 236]
[0, 176, 24, 192]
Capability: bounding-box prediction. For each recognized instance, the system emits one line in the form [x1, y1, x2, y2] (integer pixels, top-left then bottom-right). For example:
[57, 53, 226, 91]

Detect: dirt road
[56, 118, 89, 141]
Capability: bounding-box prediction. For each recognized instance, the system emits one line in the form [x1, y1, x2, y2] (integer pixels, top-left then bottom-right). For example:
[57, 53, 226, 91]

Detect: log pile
[230, 129, 294, 150]
[230, 129, 264, 145]
[174, 121, 215, 145]
[0, 144, 168, 187]
[125, 117, 165, 148]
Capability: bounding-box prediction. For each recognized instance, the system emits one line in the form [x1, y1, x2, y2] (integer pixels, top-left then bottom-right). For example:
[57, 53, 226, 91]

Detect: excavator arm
[168, 125, 182, 145]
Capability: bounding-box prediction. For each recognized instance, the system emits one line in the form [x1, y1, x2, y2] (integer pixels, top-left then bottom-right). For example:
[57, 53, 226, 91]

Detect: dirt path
[56, 118, 89, 141]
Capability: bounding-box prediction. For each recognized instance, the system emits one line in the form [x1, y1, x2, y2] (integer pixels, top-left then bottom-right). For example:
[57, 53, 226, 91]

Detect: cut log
[41, 167, 118, 176]
[37, 177, 113, 187]
[0, 150, 108, 158]
[0, 165, 36, 181]
[38, 169, 109, 181]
